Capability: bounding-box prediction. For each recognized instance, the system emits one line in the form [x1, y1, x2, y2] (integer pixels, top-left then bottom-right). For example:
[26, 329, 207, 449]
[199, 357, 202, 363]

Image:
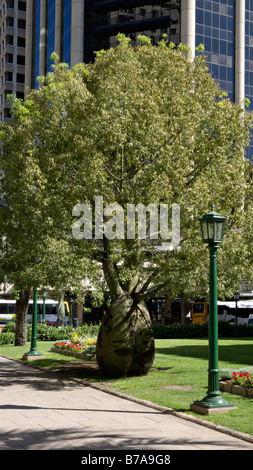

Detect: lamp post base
[23, 351, 44, 361]
[190, 396, 236, 415]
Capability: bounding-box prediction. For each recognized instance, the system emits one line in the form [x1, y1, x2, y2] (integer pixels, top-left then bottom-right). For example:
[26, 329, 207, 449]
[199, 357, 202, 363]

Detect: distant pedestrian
[151, 312, 156, 323]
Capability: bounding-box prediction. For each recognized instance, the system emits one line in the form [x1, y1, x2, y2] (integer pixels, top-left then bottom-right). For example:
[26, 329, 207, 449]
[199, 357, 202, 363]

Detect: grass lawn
[1, 337, 253, 436]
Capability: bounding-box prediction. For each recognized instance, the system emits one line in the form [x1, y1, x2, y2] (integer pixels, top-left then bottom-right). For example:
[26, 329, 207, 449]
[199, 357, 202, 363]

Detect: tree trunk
[96, 293, 155, 377]
[15, 287, 30, 346]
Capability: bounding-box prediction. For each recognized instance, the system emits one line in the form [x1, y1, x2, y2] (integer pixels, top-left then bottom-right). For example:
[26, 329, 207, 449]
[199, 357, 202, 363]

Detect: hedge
[0, 322, 101, 343]
[0, 332, 15, 345]
[152, 322, 253, 339]
[1, 322, 253, 345]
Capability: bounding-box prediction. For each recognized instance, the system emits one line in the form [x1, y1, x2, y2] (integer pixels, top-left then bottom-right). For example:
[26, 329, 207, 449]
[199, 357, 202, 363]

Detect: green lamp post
[190, 203, 235, 414]
[23, 287, 44, 360]
[70, 298, 73, 327]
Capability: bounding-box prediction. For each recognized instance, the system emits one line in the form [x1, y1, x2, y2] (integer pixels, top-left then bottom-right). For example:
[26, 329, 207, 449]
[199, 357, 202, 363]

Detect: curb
[1, 353, 253, 446]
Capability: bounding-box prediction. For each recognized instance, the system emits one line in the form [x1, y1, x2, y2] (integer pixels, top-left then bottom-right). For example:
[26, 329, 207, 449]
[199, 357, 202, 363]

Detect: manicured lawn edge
[1, 351, 253, 446]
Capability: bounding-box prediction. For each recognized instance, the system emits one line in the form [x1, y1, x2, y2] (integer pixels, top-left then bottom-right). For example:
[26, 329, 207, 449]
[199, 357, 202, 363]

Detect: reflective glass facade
[29, 1, 253, 159]
[245, 0, 253, 111]
[47, 0, 56, 71]
[196, 0, 235, 102]
[245, 0, 253, 158]
[63, 0, 72, 64]
[85, 1, 180, 62]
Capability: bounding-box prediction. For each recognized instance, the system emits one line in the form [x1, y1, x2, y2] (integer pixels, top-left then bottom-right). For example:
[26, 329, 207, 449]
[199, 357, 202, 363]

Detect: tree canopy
[0, 35, 252, 371]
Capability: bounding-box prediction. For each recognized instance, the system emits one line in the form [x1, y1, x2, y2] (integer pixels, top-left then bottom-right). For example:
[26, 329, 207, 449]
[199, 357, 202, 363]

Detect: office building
[13, 1, 253, 157]
[24, 1, 252, 107]
[0, 0, 26, 121]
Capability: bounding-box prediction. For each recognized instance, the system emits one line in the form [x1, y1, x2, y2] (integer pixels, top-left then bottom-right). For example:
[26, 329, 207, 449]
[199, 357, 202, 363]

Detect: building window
[18, 1, 26, 11]
[7, 17, 14, 27]
[16, 73, 25, 83]
[5, 71, 13, 82]
[16, 91, 24, 100]
[17, 36, 25, 47]
[18, 19, 26, 30]
[17, 54, 25, 65]
[7, 0, 15, 9]
[6, 53, 13, 63]
[4, 108, 11, 119]
[6, 35, 14, 45]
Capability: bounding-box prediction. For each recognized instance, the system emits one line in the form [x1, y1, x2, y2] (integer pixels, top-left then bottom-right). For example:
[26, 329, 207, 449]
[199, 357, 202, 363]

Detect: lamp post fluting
[191, 203, 235, 414]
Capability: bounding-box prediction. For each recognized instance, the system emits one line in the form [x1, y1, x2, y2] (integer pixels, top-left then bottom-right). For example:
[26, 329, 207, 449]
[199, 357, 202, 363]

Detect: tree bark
[96, 292, 155, 377]
[15, 287, 30, 346]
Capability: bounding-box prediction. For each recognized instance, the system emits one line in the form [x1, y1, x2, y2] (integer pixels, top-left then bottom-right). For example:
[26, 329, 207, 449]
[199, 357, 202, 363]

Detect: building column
[71, 0, 85, 67]
[181, 0, 196, 60]
[55, 0, 62, 60]
[39, 0, 47, 76]
[25, 0, 33, 94]
[235, 0, 245, 107]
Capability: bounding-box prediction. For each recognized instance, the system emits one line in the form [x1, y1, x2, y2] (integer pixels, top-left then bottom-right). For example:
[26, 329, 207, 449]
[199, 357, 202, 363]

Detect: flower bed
[220, 371, 253, 398]
[52, 339, 96, 360]
[232, 371, 253, 388]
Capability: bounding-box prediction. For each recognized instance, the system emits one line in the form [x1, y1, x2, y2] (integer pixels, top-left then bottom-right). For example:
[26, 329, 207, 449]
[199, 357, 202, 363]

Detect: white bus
[0, 299, 70, 325]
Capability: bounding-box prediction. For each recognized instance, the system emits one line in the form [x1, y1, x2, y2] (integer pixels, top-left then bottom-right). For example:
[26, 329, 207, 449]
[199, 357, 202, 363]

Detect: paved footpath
[0, 355, 253, 457]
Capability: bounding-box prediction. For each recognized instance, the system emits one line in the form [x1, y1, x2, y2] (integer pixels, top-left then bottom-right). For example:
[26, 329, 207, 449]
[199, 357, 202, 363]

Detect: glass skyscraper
[196, 0, 235, 102]
[25, 0, 253, 156]
[62, 0, 71, 65]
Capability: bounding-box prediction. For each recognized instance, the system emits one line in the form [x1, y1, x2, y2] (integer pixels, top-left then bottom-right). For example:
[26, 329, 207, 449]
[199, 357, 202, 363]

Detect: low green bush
[152, 322, 253, 339]
[1, 322, 101, 343]
[152, 322, 208, 339]
[0, 332, 15, 345]
[1, 322, 15, 333]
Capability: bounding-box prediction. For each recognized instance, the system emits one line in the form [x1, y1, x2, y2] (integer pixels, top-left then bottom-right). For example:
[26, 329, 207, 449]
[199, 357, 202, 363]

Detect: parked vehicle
[0, 299, 70, 325]
[191, 299, 253, 325]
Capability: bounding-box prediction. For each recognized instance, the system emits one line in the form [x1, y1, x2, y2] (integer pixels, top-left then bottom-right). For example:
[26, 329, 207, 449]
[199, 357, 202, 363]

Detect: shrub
[1, 322, 101, 342]
[152, 323, 209, 339]
[0, 332, 15, 344]
[152, 322, 253, 339]
[1, 322, 16, 333]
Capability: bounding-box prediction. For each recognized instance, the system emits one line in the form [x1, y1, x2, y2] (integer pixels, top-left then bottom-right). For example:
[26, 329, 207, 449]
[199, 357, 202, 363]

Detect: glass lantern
[199, 203, 226, 244]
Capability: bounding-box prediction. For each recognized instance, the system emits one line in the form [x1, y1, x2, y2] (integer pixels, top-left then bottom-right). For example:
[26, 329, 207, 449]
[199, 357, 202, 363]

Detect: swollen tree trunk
[96, 292, 155, 377]
[15, 287, 30, 346]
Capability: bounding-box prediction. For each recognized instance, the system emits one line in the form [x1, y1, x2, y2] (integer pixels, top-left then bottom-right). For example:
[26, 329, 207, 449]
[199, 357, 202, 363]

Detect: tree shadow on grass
[156, 343, 253, 367]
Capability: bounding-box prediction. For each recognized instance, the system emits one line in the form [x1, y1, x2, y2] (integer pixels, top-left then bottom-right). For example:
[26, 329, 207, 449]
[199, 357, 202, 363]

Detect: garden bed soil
[220, 380, 253, 398]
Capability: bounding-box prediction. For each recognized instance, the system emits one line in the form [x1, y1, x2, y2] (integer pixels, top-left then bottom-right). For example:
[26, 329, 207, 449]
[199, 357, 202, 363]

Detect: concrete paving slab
[0, 355, 253, 464]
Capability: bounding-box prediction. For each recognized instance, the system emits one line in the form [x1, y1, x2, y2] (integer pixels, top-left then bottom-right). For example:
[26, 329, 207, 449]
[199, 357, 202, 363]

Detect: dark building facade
[25, 1, 253, 155]
[84, 1, 180, 63]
